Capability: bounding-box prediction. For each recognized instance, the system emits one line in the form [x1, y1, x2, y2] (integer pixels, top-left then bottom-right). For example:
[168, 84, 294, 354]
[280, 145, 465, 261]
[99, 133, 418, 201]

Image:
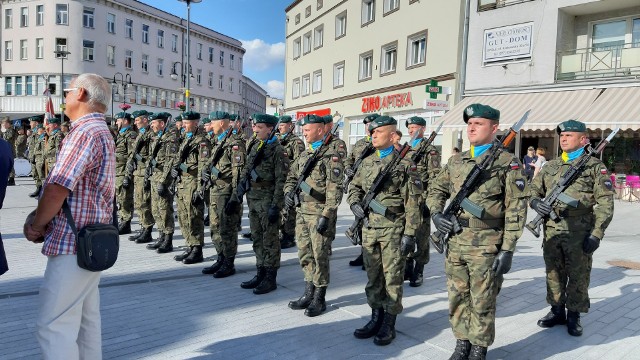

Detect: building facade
[242, 75, 268, 119]
[0, 0, 253, 120]
[265, 96, 284, 117]
[284, 0, 465, 151]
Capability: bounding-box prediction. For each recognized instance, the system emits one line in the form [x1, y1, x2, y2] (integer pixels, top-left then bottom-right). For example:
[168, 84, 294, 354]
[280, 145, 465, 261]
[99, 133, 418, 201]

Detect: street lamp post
[178, 0, 202, 112]
[53, 50, 70, 112]
[112, 72, 132, 124]
[170, 61, 193, 110]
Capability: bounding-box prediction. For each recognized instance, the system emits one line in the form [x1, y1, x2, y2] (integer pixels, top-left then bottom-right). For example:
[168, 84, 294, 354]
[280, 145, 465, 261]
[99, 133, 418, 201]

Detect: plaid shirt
[41, 113, 116, 256]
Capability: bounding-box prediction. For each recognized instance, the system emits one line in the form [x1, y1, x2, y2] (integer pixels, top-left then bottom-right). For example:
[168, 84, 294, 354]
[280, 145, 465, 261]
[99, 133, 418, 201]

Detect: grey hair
[73, 73, 112, 113]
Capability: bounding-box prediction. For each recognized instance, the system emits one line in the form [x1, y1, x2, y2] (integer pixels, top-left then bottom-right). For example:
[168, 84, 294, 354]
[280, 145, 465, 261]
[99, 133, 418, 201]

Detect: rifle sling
[458, 217, 504, 229]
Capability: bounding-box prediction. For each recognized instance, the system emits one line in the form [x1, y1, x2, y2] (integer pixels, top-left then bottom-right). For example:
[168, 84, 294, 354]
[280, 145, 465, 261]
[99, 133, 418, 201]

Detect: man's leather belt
[459, 217, 505, 229]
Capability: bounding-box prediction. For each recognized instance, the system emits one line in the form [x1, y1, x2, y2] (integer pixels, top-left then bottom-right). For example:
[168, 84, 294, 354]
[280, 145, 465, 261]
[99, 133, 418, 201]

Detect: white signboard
[483, 22, 533, 64]
[423, 99, 450, 111]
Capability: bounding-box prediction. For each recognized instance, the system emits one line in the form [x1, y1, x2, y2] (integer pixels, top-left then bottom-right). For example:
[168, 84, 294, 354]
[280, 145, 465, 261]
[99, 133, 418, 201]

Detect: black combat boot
[118, 220, 131, 235]
[253, 267, 277, 294]
[128, 228, 143, 241]
[182, 245, 203, 264]
[304, 286, 327, 317]
[373, 313, 397, 346]
[288, 282, 315, 310]
[404, 258, 414, 281]
[7, 178, 15, 186]
[135, 227, 153, 244]
[156, 233, 173, 253]
[537, 305, 567, 328]
[468, 345, 487, 360]
[449, 339, 472, 360]
[354, 308, 384, 339]
[202, 254, 225, 275]
[349, 253, 364, 267]
[146, 233, 165, 250]
[410, 262, 425, 287]
[567, 311, 583, 336]
[174, 246, 193, 262]
[242, 232, 252, 240]
[280, 233, 296, 249]
[213, 256, 236, 278]
[241, 266, 265, 289]
[29, 186, 41, 198]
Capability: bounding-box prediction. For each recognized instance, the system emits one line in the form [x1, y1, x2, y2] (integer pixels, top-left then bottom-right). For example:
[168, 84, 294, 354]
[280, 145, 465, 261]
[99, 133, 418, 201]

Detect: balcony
[556, 43, 640, 81]
[478, 0, 535, 12]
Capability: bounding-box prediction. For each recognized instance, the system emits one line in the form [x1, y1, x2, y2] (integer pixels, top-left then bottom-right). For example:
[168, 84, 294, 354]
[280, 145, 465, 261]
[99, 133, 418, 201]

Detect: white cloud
[259, 80, 285, 99]
[241, 39, 285, 72]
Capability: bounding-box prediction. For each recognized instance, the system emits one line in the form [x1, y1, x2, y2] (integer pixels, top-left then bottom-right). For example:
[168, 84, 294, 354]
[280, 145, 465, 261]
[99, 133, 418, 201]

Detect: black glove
[491, 251, 513, 277]
[125, 161, 136, 173]
[268, 205, 279, 224]
[345, 168, 355, 178]
[583, 234, 600, 254]
[201, 169, 211, 184]
[432, 212, 453, 234]
[284, 192, 296, 208]
[316, 216, 329, 235]
[157, 183, 168, 196]
[224, 197, 240, 215]
[122, 177, 131, 189]
[191, 191, 203, 206]
[530, 198, 552, 217]
[400, 235, 416, 256]
[170, 167, 179, 179]
[350, 203, 365, 219]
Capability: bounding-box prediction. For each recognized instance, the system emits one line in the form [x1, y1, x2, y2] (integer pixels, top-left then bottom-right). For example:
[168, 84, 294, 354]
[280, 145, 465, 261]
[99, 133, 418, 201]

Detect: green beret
[301, 114, 324, 126]
[322, 115, 334, 124]
[229, 114, 239, 121]
[279, 115, 293, 123]
[556, 119, 586, 134]
[132, 110, 150, 118]
[48, 116, 61, 125]
[34, 124, 43, 130]
[174, 115, 182, 122]
[406, 116, 426, 127]
[149, 112, 170, 121]
[369, 115, 397, 132]
[363, 113, 380, 124]
[253, 113, 278, 125]
[201, 117, 211, 124]
[182, 111, 200, 121]
[463, 103, 500, 123]
[29, 115, 44, 123]
[210, 111, 230, 120]
[116, 112, 132, 121]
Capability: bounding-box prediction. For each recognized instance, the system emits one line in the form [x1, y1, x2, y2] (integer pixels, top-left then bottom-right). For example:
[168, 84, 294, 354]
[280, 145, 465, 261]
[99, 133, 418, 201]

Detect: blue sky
[152, 0, 291, 98]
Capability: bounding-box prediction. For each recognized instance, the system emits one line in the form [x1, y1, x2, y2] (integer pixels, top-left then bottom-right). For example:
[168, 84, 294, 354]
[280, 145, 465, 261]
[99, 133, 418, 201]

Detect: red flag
[43, 88, 55, 126]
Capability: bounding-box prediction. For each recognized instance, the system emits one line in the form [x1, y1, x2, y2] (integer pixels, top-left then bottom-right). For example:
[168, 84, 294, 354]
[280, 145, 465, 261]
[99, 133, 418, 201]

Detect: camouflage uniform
[279, 131, 305, 240]
[427, 149, 528, 347]
[128, 127, 155, 232]
[43, 129, 64, 177]
[148, 128, 178, 238]
[115, 125, 138, 224]
[33, 131, 47, 187]
[2, 125, 16, 182]
[344, 135, 371, 170]
[27, 128, 42, 189]
[15, 132, 27, 158]
[323, 134, 346, 243]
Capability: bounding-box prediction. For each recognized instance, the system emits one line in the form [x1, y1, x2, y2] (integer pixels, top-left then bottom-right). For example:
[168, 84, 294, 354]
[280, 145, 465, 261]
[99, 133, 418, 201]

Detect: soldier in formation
[322, 115, 346, 254]
[278, 115, 305, 249]
[26, 115, 44, 197]
[114, 112, 138, 234]
[43, 116, 65, 178]
[14, 126, 27, 159]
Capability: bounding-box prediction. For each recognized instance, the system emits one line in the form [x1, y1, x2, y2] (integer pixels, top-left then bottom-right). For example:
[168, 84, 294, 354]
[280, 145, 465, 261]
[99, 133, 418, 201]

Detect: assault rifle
[123, 128, 150, 184]
[345, 133, 418, 246]
[343, 142, 375, 193]
[282, 121, 341, 226]
[429, 109, 531, 254]
[411, 120, 444, 164]
[168, 135, 194, 195]
[143, 118, 171, 190]
[525, 127, 620, 238]
[199, 125, 234, 197]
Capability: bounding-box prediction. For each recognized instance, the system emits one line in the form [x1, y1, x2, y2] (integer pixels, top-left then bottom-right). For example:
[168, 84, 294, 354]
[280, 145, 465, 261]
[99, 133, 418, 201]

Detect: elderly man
[24, 73, 115, 359]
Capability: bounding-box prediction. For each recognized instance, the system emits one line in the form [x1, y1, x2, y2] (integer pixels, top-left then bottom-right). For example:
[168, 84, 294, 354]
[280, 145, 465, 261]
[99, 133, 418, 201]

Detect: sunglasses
[63, 87, 79, 97]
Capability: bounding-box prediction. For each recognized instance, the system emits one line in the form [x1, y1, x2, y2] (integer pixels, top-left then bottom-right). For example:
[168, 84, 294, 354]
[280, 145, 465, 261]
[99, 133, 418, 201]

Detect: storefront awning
[579, 87, 640, 131]
[440, 89, 604, 131]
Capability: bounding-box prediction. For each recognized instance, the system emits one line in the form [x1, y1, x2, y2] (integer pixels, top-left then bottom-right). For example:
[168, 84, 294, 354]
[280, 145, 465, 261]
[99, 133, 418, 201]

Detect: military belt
[458, 217, 505, 229]
[380, 206, 404, 222]
[558, 208, 592, 218]
[250, 180, 275, 189]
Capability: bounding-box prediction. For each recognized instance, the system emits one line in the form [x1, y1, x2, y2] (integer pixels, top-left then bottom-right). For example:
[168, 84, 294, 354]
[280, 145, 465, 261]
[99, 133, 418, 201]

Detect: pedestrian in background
[23, 73, 115, 359]
[523, 146, 538, 181]
[533, 147, 547, 179]
[0, 137, 13, 276]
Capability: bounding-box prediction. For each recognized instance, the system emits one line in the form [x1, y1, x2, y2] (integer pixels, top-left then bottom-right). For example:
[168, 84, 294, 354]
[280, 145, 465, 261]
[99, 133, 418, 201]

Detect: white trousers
[36, 255, 102, 360]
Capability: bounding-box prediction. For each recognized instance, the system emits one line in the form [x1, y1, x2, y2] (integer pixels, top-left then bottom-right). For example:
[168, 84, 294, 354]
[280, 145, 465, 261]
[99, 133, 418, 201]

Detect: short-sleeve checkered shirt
[41, 112, 116, 256]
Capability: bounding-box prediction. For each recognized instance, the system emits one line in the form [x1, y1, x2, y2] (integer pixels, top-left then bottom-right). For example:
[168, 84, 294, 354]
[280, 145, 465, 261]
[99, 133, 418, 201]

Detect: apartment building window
[219, 50, 224, 66]
[209, 47, 214, 62]
[83, 8, 94, 28]
[4, 9, 12, 29]
[295, 14, 300, 25]
[55, 38, 67, 54]
[5, 78, 12, 95]
[230, 54, 235, 69]
[4, 41, 12, 61]
[359, 50, 373, 81]
[239, 58, 243, 72]
[312, 70, 322, 93]
[125, 50, 132, 69]
[107, 13, 116, 34]
[197, 69, 202, 85]
[36, 38, 43, 59]
[292, 78, 300, 98]
[157, 30, 164, 48]
[56, 4, 68, 25]
[15, 77, 22, 96]
[26, 75, 33, 95]
[305, 6, 311, 18]
[107, 45, 115, 65]
[141, 87, 148, 105]
[317, 0, 323, 10]
[125, 19, 133, 39]
[157, 58, 164, 76]
[381, 41, 397, 75]
[362, 0, 375, 26]
[141, 54, 148, 72]
[301, 74, 310, 96]
[335, 11, 347, 39]
[407, 30, 427, 68]
[303, 32, 312, 55]
[142, 24, 149, 44]
[383, 0, 399, 15]
[229, 77, 233, 92]
[293, 37, 301, 59]
[160, 90, 167, 107]
[333, 61, 344, 88]
[83, 40, 94, 61]
[218, 75, 223, 90]
[150, 89, 157, 106]
[20, 7, 28, 27]
[172, 34, 178, 52]
[314, 25, 324, 49]
[197, 43, 203, 60]
[20, 40, 27, 60]
[208, 71, 214, 87]
[130, 85, 138, 104]
[36, 5, 43, 26]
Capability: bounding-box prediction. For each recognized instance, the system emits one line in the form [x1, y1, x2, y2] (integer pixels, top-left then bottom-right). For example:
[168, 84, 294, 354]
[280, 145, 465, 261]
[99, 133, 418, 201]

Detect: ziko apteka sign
[483, 22, 533, 64]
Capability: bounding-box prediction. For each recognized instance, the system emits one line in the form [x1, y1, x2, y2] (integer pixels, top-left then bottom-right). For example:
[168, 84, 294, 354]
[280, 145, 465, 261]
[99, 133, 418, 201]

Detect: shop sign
[361, 92, 413, 113]
[296, 108, 331, 120]
[423, 99, 450, 111]
[483, 22, 533, 64]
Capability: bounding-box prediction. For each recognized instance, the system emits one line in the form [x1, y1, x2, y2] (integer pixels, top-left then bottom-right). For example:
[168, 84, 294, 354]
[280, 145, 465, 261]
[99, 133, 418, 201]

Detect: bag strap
[62, 196, 118, 236]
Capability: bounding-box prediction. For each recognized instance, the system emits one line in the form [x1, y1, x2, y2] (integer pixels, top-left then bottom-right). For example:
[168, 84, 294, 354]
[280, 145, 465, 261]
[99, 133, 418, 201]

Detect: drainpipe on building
[457, 0, 471, 104]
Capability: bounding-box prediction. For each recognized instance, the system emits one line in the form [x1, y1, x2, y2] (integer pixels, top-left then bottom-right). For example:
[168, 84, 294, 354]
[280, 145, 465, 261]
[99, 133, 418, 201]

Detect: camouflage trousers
[133, 175, 155, 228]
[116, 175, 134, 222]
[31, 161, 42, 187]
[408, 219, 431, 265]
[281, 206, 296, 237]
[176, 176, 204, 246]
[324, 214, 338, 241]
[362, 225, 405, 315]
[35, 160, 46, 187]
[543, 228, 592, 313]
[445, 241, 503, 347]
[247, 197, 281, 268]
[150, 179, 175, 235]
[296, 213, 331, 287]
[209, 194, 240, 258]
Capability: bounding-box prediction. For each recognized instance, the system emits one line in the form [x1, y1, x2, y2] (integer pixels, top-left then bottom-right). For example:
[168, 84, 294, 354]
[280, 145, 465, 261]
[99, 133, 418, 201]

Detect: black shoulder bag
[62, 197, 119, 272]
